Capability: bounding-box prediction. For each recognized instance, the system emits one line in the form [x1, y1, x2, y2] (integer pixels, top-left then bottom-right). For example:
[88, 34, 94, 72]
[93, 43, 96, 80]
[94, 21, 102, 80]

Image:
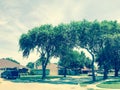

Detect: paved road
[0, 78, 86, 90]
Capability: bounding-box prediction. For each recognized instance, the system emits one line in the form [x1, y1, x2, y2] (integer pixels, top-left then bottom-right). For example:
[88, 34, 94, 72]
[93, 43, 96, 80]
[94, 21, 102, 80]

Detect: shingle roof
[0, 58, 25, 69]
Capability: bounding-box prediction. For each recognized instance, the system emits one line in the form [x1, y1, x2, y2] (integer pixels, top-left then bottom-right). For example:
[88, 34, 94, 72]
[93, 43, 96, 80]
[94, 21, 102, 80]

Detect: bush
[30, 69, 50, 75]
[58, 69, 80, 75]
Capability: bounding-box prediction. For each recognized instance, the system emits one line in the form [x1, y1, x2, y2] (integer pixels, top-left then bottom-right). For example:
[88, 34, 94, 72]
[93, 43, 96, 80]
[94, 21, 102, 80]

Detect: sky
[0, 0, 120, 66]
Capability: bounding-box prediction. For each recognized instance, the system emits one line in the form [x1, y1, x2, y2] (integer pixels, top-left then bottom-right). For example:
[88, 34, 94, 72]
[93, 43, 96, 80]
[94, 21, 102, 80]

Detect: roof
[0, 58, 26, 69]
[81, 67, 91, 71]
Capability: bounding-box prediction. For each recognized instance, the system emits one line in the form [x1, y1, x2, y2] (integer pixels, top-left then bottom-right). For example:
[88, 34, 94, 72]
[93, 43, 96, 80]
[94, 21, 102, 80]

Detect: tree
[97, 20, 120, 78]
[53, 23, 77, 77]
[106, 36, 120, 77]
[97, 36, 120, 79]
[19, 24, 73, 79]
[53, 23, 76, 56]
[97, 41, 112, 79]
[73, 20, 102, 81]
[26, 62, 34, 69]
[59, 50, 91, 77]
[19, 20, 120, 80]
[19, 24, 57, 79]
[106, 22, 120, 77]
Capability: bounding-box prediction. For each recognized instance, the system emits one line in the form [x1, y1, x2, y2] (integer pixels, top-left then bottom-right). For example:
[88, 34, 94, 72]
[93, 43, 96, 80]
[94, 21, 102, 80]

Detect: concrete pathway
[87, 79, 120, 90]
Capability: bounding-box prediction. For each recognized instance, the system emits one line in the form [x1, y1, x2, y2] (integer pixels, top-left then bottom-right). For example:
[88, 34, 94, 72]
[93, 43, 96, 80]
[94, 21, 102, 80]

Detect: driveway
[0, 78, 86, 90]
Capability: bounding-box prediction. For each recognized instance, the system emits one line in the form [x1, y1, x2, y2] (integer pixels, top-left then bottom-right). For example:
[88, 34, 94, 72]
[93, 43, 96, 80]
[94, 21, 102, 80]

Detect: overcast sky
[0, 0, 120, 65]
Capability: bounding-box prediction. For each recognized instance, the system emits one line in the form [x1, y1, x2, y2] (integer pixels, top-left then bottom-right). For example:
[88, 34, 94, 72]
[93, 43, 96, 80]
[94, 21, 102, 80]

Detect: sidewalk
[86, 79, 120, 90]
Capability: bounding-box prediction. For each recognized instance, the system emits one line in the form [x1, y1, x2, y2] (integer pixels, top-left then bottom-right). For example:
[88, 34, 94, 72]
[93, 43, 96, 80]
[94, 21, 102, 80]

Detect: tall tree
[97, 40, 112, 79]
[106, 36, 120, 77]
[97, 36, 120, 79]
[74, 20, 102, 81]
[19, 24, 74, 79]
[59, 50, 89, 77]
[19, 24, 56, 79]
[99, 21, 120, 78]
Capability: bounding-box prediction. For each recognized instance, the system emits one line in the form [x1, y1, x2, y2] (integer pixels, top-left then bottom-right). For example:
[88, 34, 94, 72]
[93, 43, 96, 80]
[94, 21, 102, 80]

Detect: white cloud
[0, 20, 8, 25]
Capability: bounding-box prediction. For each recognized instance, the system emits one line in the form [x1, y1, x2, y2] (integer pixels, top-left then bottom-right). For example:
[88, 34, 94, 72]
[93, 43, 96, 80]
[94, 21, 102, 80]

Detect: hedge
[30, 69, 50, 75]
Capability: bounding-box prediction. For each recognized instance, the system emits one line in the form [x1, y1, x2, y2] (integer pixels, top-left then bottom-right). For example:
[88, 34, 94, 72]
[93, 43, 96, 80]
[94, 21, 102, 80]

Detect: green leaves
[26, 62, 34, 69]
[19, 34, 35, 57]
[59, 50, 91, 69]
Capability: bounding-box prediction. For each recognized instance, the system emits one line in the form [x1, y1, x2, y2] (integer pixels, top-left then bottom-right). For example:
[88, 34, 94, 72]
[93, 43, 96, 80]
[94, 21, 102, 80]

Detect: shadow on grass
[10, 77, 79, 85]
[11, 76, 103, 86]
[102, 79, 120, 84]
[79, 76, 104, 87]
[9, 75, 118, 86]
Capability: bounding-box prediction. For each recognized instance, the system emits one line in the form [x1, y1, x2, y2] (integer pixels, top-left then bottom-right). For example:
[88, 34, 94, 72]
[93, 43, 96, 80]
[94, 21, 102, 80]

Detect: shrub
[30, 69, 50, 75]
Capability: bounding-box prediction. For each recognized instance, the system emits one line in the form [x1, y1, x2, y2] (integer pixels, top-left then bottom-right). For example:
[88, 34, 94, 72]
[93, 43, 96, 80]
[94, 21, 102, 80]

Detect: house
[0, 58, 27, 77]
[81, 67, 92, 74]
[37, 63, 58, 75]
[58, 66, 92, 75]
[34, 63, 92, 76]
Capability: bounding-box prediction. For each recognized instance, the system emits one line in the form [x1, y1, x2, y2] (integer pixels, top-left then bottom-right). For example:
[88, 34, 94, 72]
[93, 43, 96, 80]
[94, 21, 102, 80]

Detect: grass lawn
[11, 75, 64, 83]
[11, 75, 80, 84]
[97, 78, 120, 89]
[79, 76, 103, 87]
[9, 74, 120, 89]
[19, 75, 62, 80]
[19, 74, 88, 81]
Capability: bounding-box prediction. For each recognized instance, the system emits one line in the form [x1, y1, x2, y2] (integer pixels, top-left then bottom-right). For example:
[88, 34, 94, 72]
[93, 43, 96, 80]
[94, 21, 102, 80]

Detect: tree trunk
[86, 48, 96, 81]
[64, 67, 67, 77]
[114, 68, 119, 77]
[41, 53, 47, 80]
[103, 66, 108, 80]
[42, 65, 46, 79]
[91, 54, 96, 81]
[41, 52, 50, 80]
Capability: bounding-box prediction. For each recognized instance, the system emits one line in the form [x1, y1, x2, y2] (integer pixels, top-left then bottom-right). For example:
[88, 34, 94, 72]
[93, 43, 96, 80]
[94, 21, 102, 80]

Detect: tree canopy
[19, 24, 74, 79]
[19, 20, 120, 81]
